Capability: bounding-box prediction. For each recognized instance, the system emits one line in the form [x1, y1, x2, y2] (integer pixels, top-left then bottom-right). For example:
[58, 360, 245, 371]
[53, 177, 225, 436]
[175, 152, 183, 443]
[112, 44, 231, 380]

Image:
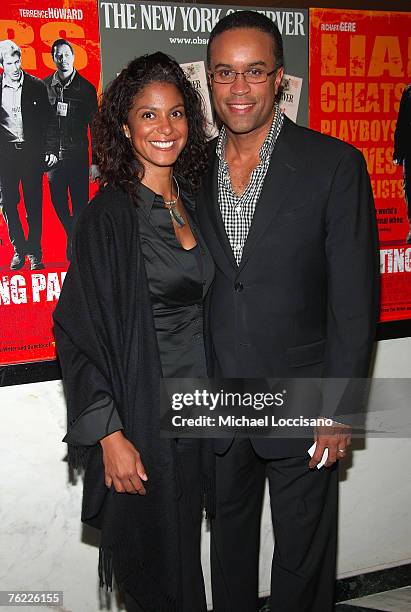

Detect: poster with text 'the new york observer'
[98, 2, 309, 127]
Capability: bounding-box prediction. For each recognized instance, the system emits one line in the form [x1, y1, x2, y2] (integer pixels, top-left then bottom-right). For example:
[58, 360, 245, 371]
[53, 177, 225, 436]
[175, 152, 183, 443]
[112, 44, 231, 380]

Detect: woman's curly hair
[94, 52, 208, 198]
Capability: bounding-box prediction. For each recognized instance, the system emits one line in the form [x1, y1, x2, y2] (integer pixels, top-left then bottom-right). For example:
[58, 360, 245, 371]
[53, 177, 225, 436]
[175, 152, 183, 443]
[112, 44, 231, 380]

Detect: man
[197, 12, 380, 612]
[0, 40, 58, 270]
[44, 39, 98, 259]
[393, 83, 411, 244]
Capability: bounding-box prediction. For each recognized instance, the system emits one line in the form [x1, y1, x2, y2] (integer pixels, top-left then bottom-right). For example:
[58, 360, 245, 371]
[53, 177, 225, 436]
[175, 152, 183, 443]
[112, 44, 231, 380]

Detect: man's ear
[274, 67, 284, 97]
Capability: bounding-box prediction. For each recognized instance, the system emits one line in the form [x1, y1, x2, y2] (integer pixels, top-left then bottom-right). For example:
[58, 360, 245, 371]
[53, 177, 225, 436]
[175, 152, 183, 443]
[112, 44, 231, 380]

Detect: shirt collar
[2, 70, 24, 90]
[216, 103, 283, 164]
[136, 182, 159, 220]
[259, 104, 283, 161]
[136, 181, 191, 221]
[51, 68, 76, 89]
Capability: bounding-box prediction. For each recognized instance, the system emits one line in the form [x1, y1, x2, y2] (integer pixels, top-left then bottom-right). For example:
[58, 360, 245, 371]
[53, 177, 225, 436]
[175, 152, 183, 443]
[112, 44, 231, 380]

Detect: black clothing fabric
[54, 184, 214, 612]
[136, 184, 212, 378]
[63, 184, 214, 446]
[0, 145, 43, 257]
[403, 158, 411, 215]
[0, 72, 58, 257]
[47, 152, 89, 239]
[394, 84, 411, 164]
[0, 72, 58, 155]
[43, 71, 97, 162]
[44, 71, 98, 246]
[394, 84, 411, 218]
[197, 115, 379, 612]
[198, 116, 380, 459]
[125, 438, 207, 612]
[211, 439, 338, 612]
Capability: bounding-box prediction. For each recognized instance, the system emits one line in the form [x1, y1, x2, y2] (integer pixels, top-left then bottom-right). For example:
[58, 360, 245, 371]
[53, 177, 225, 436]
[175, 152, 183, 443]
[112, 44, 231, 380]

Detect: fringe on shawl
[98, 541, 178, 612]
[67, 444, 90, 471]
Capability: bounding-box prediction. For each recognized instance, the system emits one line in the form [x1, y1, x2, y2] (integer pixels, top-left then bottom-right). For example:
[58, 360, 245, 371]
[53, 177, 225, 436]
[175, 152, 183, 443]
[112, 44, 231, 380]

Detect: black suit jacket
[394, 84, 411, 163]
[0, 71, 58, 158]
[197, 116, 380, 458]
[43, 71, 98, 162]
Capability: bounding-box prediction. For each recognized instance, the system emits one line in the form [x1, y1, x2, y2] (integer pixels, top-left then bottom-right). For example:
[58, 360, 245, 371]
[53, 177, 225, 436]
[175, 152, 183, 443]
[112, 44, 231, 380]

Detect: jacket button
[234, 282, 243, 292]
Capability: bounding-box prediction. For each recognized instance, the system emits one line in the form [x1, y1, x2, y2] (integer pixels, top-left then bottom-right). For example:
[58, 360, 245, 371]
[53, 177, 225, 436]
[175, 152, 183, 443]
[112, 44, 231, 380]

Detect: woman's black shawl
[53, 185, 211, 611]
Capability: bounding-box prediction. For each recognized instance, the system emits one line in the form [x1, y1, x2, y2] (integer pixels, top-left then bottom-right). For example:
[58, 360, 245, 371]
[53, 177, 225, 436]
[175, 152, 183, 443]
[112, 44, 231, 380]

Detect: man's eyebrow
[248, 61, 269, 67]
[213, 61, 269, 69]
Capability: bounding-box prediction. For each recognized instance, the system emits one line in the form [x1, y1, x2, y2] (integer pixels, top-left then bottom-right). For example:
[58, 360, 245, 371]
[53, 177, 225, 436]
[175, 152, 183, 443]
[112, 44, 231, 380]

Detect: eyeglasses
[210, 68, 277, 84]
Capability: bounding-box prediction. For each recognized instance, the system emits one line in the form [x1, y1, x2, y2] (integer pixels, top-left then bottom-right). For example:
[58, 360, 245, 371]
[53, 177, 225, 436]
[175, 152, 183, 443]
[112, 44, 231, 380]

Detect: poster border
[307, 6, 411, 335]
[1, 317, 409, 387]
[0, 360, 60, 387]
[1, 3, 410, 383]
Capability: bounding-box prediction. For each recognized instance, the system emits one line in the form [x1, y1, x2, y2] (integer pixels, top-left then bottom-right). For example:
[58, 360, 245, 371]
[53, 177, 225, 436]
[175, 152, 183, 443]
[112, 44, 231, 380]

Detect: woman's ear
[123, 125, 131, 139]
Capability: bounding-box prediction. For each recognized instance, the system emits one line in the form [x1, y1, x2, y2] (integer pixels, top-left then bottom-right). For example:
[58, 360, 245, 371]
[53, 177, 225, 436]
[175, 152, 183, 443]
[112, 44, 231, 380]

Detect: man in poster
[393, 83, 411, 244]
[0, 40, 58, 270]
[44, 39, 98, 259]
[197, 11, 379, 612]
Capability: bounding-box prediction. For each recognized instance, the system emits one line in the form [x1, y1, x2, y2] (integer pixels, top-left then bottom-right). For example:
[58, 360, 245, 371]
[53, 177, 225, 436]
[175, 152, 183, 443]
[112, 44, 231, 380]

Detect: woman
[53, 53, 214, 612]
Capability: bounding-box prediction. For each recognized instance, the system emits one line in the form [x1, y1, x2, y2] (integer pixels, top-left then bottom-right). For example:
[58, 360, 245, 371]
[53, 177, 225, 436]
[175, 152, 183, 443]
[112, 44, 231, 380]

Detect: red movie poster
[0, 0, 101, 364]
[310, 8, 411, 323]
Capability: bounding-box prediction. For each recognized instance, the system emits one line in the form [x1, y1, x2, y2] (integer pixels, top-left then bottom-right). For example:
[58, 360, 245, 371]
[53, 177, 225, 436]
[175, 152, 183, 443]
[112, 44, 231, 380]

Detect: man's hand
[309, 421, 352, 469]
[89, 164, 100, 182]
[45, 153, 58, 168]
[100, 430, 148, 494]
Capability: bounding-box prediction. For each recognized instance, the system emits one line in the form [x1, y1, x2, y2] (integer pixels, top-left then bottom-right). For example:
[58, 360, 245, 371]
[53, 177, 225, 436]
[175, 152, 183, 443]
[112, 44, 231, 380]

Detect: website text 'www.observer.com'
[169, 36, 208, 45]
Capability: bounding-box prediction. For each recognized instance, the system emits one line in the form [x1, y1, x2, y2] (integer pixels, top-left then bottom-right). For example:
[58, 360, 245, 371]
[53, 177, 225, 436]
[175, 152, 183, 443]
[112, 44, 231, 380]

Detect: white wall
[0, 337, 410, 611]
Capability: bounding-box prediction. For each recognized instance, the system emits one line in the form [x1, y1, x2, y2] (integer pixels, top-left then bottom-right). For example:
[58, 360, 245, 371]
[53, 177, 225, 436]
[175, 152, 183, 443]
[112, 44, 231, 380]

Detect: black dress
[125, 184, 214, 612]
[136, 183, 212, 379]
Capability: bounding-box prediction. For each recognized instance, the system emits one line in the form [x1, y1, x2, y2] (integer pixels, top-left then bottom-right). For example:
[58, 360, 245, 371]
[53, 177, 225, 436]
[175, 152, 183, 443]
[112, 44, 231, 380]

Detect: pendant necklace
[163, 177, 185, 228]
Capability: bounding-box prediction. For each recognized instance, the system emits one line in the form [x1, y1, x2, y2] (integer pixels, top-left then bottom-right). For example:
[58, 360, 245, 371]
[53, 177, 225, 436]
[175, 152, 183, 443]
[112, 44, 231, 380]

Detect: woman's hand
[100, 430, 148, 495]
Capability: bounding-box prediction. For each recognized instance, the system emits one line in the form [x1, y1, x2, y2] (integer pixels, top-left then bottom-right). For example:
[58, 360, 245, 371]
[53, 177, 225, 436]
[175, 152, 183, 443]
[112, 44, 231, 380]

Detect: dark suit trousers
[0, 145, 43, 257]
[211, 439, 338, 612]
[403, 158, 411, 218]
[123, 438, 207, 612]
[47, 151, 89, 238]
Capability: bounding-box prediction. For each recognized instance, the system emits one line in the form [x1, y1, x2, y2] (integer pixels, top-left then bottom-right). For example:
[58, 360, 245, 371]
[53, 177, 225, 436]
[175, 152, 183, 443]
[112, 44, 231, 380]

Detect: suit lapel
[21, 73, 30, 139]
[237, 119, 299, 273]
[199, 149, 238, 271]
[21, 72, 31, 117]
[199, 119, 301, 275]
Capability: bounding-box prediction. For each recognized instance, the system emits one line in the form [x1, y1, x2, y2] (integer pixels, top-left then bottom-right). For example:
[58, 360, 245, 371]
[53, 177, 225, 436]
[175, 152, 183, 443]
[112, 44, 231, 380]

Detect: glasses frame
[210, 67, 278, 85]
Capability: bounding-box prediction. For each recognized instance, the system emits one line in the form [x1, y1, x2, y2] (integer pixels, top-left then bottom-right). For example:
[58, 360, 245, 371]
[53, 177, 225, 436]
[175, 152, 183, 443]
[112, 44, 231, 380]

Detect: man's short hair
[207, 10, 284, 71]
[0, 40, 21, 66]
[51, 38, 74, 57]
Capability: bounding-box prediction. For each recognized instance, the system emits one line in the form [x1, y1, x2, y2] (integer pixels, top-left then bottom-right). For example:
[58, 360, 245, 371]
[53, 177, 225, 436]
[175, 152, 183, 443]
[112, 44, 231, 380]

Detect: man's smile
[226, 102, 255, 113]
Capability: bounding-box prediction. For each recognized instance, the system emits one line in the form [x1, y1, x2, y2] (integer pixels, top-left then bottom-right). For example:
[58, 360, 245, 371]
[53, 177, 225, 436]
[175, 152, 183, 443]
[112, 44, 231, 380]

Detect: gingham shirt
[216, 106, 284, 265]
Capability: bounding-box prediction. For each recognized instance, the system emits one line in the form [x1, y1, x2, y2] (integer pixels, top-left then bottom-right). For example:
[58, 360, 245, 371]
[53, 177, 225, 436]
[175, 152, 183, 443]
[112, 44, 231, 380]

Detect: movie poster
[310, 8, 411, 323]
[98, 1, 309, 126]
[0, 0, 101, 365]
